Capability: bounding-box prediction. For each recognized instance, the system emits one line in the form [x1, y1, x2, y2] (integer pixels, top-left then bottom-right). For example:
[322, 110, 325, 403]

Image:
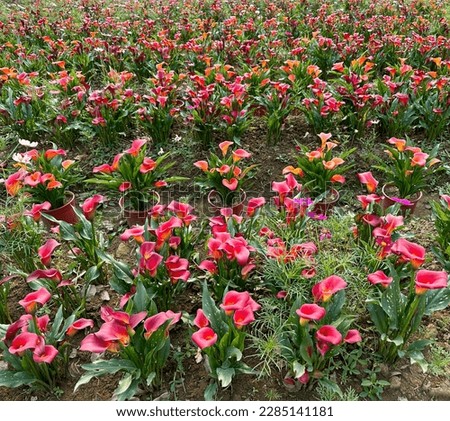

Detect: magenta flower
[143, 310, 181, 339]
[19, 288, 52, 314]
[233, 306, 256, 328]
[125, 138, 147, 157]
[296, 303, 326, 326]
[357, 171, 379, 193]
[24, 201, 51, 222]
[27, 269, 62, 283]
[194, 309, 209, 329]
[368, 270, 393, 288]
[316, 325, 342, 345]
[81, 194, 105, 220]
[312, 275, 347, 302]
[66, 318, 94, 337]
[192, 327, 218, 349]
[33, 344, 58, 364]
[415, 270, 448, 295]
[120, 225, 145, 243]
[8, 332, 40, 355]
[391, 238, 426, 269]
[344, 329, 362, 344]
[38, 239, 60, 267]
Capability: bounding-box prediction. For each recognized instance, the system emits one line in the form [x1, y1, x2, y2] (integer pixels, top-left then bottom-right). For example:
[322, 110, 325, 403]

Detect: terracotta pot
[312, 188, 340, 215]
[207, 189, 247, 216]
[119, 191, 161, 226]
[42, 191, 78, 228]
[381, 184, 423, 216]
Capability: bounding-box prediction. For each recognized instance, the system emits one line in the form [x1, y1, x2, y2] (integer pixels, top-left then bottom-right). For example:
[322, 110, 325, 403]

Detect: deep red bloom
[296, 303, 326, 326]
[233, 306, 256, 328]
[198, 260, 218, 274]
[316, 325, 342, 345]
[368, 270, 393, 288]
[192, 327, 218, 349]
[415, 270, 448, 295]
[312, 275, 347, 302]
[81, 194, 105, 220]
[143, 310, 181, 339]
[344, 329, 362, 344]
[391, 238, 426, 269]
[119, 181, 132, 192]
[125, 138, 147, 156]
[358, 172, 379, 193]
[38, 239, 60, 267]
[8, 332, 40, 355]
[27, 269, 62, 283]
[66, 318, 94, 337]
[24, 202, 52, 222]
[220, 291, 260, 314]
[33, 344, 58, 364]
[19, 288, 52, 314]
[194, 309, 209, 328]
[165, 255, 190, 283]
[247, 197, 266, 217]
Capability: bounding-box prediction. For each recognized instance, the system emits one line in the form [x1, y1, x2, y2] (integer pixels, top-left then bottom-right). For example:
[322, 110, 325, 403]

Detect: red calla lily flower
[344, 329, 362, 344]
[233, 306, 256, 328]
[391, 238, 426, 269]
[24, 201, 51, 221]
[316, 325, 342, 345]
[66, 319, 94, 337]
[194, 309, 209, 328]
[19, 288, 52, 314]
[312, 275, 347, 302]
[81, 194, 105, 220]
[296, 303, 326, 326]
[358, 172, 379, 193]
[192, 327, 218, 349]
[415, 270, 448, 295]
[38, 239, 60, 267]
[9, 332, 40, 355]
[368, 270, 393, 288]
[33, 344, 58, 364]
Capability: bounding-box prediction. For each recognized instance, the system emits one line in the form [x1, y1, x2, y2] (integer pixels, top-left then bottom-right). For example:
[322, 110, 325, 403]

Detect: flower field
[0, 0, 449, 401]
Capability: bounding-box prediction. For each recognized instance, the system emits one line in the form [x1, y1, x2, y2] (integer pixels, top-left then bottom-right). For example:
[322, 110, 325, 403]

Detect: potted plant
[194, 141, 257, 214]
[4, 147, 82, 226]
[86, 138, 185, 226]
[374, 137, 441, 215]
[286, 132, 355, 213]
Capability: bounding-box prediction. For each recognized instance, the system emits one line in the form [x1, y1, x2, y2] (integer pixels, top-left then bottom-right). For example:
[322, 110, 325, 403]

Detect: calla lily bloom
[247, 197, 266, 217]
[5, 170, 26, 196]
[368, 270, 393, 288]
[79, 333, 110, 353]
[27, 268, 62, 283]
[198, 260, 218, 274]
[143, 310, 181, 339]
[232, 148, 251, 162]
[194, 160, 208, 171]
[221, 291, 260, 314]
[233, 306, 256, 328]
[81, 194, 105, 220]
[441, 195, 450, 210]
[312, 275, 347, 302]
[219, 141, 234, 156]
[139, 157, 157, 173]
[120, 226, 145, 243]
[357, 194, 382, 210]
[316, 325, 342, 345]
[194, 309, 209, 328]
[119, 181, 131, 192]
[222, 177, 238, 191]
[66, 318, 94, 337]
[358, 172, 379, 193]
[24, 201, 51, 221]
[344, 329, 362, 344]
[8, 332, 40, 355]
[38, 239, 60, 267]
[19, 288, 52, 314]
[296, 303, 326, 326]
[125, 138, 147, 156]
[33, 344, 58, 364]
[44, 149, 66, 160]
[165, 255, 190, 283]
[192, 327, 218, 349]
[387, 137, 406, 152]
[391, 238, 425, 269]
[411, 152, 429, 167]
[93, 163, 113, 174]
[415, 270, 448, 295]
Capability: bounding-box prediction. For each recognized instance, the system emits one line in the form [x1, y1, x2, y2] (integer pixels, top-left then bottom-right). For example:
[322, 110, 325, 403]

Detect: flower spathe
[81, 194, 105, 220]
[18, 288, 52, 314]
[296, 303, 326, 326]
[415, 270, 448, 295]
[192, 327, 218, 349]
[38, 239, 60, 267]
[368, 270, 393, 288]
[312, 275, 347, 302]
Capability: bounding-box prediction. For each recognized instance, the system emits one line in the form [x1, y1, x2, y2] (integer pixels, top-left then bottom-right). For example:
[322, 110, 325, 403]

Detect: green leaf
[367, 302, 388, 335]
[85, 266, 100, 284]
[292, 361, 306, 378]
[146, 372, 156, 387]
[201, 282, 228, 337]
[204, 382, 218, 401]
[317, 378, 343, 399]
[133, 281, 149, 313]
[225, 346, 242, 362]
[424, 288, 450, 315]
[0, 371, 36, 388]
[216, 367, 235, 388]
[408, 350, 428, 373]
[58, 220, 77, 241]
